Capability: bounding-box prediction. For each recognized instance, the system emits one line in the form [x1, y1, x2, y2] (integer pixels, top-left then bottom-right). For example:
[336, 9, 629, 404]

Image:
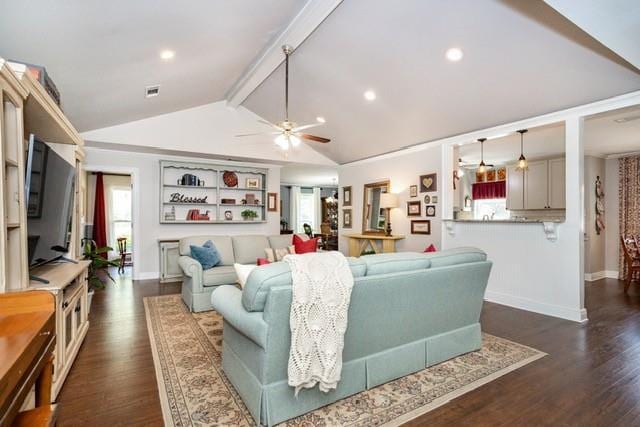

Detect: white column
[565, 116, 587, 321]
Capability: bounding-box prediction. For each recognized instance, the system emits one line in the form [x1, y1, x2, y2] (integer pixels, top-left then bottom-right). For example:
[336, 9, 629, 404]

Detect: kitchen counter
[443, 218, 565, 224]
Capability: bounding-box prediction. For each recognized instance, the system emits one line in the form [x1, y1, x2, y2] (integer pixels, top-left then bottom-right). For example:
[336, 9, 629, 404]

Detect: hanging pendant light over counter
[516, 129, 528, 171]
[477, 138, 487, 173]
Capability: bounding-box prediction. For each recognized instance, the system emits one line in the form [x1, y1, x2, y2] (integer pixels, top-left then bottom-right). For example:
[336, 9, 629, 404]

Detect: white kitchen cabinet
[506, 157, 565, 210]
[159, 240, 183, 283]
[548, 158, 566, 209]
[506, 165, 524, 210]
[525, 160, 549, 209]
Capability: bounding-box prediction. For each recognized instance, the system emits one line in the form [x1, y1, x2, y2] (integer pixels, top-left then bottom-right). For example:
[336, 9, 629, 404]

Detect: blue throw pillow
[190, 240, 221, 270]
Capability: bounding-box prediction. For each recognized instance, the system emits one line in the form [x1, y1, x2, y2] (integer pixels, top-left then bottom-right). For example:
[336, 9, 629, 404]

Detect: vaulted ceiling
[243, 0, 640, 164]
[1, 0, 639, 165]
[0, 0, 307, 131]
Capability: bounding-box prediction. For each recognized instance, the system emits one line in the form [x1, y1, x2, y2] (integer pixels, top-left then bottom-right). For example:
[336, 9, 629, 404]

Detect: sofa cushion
[232, 235, 270, 265]
[202, 265, 237, 287]
[242, 257, 366, 312]
[180, 236, 234, 265]
[424, 247, 486, 268]
[190, 240, 221, 270]
[363, 252, 431, 276]
[267, 234, 293, 249]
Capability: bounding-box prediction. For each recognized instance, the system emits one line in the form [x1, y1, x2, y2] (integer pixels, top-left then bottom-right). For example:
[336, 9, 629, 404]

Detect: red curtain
[472, 181, 506, 200]
[92, 172, 107, 255]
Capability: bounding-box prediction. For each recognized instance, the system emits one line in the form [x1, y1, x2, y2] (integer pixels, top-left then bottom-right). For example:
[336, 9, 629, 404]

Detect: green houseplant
[81, 238, 119, 310]
[240, 209, 259, 220]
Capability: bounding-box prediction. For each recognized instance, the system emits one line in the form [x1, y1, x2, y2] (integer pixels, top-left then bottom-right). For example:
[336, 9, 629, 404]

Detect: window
[297, 191, 315, 233]
[108, 186, 132, 255]
[473, 198, 509, 220]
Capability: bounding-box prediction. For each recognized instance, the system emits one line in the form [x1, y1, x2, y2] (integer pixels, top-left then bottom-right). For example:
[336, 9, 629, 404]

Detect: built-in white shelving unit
[159, 160, 268, 224]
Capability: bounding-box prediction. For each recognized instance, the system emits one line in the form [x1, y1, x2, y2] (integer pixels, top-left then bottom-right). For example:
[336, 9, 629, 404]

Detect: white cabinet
[160, 240, 183, 283]
[506, 157, 565, 210]
[506, 165, 524, 210]
[525, 160, 549, 209]
[548, 158, 566, 209]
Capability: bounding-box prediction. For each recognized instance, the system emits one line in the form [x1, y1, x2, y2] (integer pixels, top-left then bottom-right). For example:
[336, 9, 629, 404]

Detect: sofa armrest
[178, 256, 204, 291]
[211, 285, 268, 349]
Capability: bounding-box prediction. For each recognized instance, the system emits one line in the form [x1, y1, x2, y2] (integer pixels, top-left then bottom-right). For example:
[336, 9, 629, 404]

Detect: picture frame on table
[343, 186, 352, 206]
[267, 192, 278, 212]
[409, 185, 418, 198]
[407, 201, 421, 216]
[419, 173, 437, 192]
[343, 209, 352, 228]
[246, 178, 260, 189]
[411, 220, 431, 235]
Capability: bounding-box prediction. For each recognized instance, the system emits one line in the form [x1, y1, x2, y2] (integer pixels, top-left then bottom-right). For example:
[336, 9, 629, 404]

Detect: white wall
[84, 146, 280, 280]
[584, 155, 606, 276]
[338, 144, 442, 253]
[604, 158, 619, 275]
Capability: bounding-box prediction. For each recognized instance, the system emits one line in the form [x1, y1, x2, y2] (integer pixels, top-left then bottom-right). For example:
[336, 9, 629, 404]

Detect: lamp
[477, 138, 487, 174]
[379, 193, 399, 236]
[516, 129, 528, 171]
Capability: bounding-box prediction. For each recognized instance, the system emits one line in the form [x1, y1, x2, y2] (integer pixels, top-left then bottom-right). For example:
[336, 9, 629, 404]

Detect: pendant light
[516, 129, 528, 171]
[477, 138, 487, 174]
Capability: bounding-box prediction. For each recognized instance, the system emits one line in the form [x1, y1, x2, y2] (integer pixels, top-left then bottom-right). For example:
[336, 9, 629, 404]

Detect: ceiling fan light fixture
[289, 134, 301, 147]
[274, 134, 290, 150]
[477, 138, 487, 173]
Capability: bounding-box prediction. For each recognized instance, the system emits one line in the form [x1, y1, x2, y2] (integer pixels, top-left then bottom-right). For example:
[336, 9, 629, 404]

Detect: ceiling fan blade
[257, 119, 283, 131]
[299, 133, 330, 143]
[292, 123, 323, 132]
[235, 132, 281, 137]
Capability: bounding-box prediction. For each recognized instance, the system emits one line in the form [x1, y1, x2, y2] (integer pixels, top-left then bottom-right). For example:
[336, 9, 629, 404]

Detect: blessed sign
[169, 193, 208, 204]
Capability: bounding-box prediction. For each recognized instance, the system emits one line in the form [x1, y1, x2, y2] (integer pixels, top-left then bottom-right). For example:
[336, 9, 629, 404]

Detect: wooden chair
[116, 237, 131, 274]
[620, 235, 640, 293]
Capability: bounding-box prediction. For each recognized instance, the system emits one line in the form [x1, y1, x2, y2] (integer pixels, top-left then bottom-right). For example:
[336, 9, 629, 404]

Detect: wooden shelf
[163, 220, 267, 224]
[4, 158, 18, 167]
[220, 187, 266, 191]
[164, 184, 217, 189]
[220, 204, 264, 207]
[162, 202, 217, 206]
[7, 62, 83, 146]
[6, 223, 20, 229]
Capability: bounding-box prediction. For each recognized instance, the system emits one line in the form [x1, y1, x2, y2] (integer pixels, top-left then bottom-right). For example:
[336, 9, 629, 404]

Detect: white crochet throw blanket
[284, 251, 354, 395]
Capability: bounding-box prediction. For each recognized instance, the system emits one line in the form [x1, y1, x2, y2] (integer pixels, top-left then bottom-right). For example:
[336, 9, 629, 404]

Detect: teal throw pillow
[190, 240, 221, 270]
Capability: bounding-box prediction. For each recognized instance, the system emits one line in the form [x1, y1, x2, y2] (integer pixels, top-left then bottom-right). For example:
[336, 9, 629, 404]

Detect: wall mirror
[362, 180, 390, 235]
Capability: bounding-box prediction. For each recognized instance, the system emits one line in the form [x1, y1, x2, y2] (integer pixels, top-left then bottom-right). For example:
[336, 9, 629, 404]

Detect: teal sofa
[210, 247, 492, 426]
[178, 234, 302, 312]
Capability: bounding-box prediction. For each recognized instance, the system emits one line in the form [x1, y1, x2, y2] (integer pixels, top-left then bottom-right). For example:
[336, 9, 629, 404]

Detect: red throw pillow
[424, 244, 437, 253]
[293, 234, 319, 254]
[257, 258, 271, 265]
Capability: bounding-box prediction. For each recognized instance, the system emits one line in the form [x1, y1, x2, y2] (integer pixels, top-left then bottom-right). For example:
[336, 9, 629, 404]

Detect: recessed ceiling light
[316, 116, 326, 123]
[160, 50, 175, 60]
[445, 47, 463, 62]
[364, 90, 376, 101]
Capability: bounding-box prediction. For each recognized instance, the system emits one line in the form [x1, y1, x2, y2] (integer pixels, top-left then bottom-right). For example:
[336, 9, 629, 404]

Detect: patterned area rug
[144, 294, 545, 426]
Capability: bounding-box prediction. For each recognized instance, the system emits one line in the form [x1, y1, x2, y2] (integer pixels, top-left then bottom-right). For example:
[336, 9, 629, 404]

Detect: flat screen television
[25, 135, 76, 268]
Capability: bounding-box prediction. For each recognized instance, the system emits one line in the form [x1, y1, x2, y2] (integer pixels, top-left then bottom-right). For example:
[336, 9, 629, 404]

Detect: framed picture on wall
[407, 201, 421, 216]
[343, 186, 352, 206]
[409, 185, 418, 197]
[425, 205, 436, 217]
[419, 173, 437, 192]
[246, 178, 260, 189]
[411, 220, 431, 235]
[267, 192, 278, 212]
[343, 209, 352, 228]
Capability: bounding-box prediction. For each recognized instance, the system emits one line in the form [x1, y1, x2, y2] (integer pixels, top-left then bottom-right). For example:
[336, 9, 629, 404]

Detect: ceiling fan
[235, 45, 330, 150]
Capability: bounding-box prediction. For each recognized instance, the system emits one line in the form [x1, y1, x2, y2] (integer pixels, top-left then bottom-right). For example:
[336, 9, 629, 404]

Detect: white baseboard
[585, 270, 619, 281]
[135, 272, 160, 281]
[604, 270, 619, 279]
[485, 290, 587, 323]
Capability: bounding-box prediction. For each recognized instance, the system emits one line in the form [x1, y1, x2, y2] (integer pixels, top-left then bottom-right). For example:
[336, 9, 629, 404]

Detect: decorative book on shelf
[159, 160, 268, 224]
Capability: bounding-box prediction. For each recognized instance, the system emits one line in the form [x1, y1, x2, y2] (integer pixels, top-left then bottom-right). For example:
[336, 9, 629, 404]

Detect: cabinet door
[525, 160, 549, 209]
[160, 242, 183, 283]
[548, 158, 566, 209]
[506, 165, 524, 210]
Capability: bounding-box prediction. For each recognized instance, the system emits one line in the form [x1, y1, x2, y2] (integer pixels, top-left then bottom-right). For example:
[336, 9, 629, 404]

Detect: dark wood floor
[57, 272, 640, 426]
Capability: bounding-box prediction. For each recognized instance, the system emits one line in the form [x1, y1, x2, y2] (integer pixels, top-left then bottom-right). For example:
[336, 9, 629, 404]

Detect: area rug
[144, 294, 545, 426]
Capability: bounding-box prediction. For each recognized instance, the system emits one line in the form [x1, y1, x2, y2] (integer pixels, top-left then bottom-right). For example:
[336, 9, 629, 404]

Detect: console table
[0, 291, 57, 427]
[344, 234, 405, 257]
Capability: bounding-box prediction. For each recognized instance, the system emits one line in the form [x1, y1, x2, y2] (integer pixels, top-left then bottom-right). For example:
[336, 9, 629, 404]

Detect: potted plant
[81, 238, 119, 312]
[240, 209, 259, 221]
[280, 219, 288, 231]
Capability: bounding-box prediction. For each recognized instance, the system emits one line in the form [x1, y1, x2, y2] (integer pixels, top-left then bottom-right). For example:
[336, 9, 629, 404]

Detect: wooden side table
[344, 234, 405, 257]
